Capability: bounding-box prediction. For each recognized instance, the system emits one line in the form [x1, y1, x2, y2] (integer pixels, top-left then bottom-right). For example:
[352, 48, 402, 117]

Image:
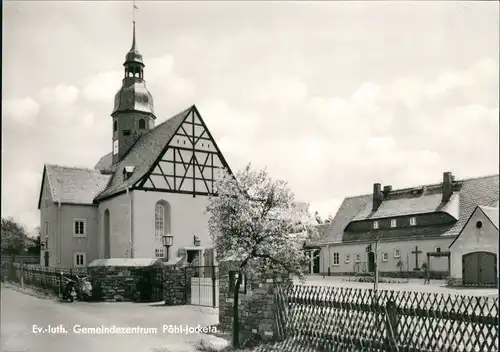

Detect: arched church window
[155, 200, 171, 239]
[113, 120, 117, 132]
[155, 204, 164, 238]
[139, 119, 146, 129]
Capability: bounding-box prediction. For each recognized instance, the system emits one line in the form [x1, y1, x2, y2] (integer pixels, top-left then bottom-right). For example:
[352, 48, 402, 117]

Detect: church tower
[111, 21, 156, 164]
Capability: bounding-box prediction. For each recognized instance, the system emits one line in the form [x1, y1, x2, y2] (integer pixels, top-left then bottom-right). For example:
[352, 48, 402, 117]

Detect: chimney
[383, 185, 392, 197]
[442, 171, 454, 203]
[373, 183, 383, 211]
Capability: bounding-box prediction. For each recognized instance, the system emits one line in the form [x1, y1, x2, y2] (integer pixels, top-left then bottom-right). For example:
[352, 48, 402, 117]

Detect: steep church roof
[94, 106, 192, 201]
[38, 164, 112, 208]
[308, 174, 499, 245]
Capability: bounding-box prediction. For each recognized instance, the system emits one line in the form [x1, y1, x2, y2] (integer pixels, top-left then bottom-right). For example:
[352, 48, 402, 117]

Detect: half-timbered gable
[136, 105, 231, 196]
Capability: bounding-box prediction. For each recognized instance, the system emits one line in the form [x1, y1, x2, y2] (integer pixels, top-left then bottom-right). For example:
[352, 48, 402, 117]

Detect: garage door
[462, 252, 498, 287]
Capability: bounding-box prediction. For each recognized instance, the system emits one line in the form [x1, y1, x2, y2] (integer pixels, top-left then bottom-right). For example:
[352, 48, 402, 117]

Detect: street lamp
[162, 234, 174, 262]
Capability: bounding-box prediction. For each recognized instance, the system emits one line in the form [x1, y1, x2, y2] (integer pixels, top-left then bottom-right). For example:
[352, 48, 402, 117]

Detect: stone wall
[163, 265, 187, 305]
[219, 261, 291, 344]
[88, 266, 156, 302]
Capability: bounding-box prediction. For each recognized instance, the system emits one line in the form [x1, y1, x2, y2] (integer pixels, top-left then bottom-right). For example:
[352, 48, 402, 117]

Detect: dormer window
[373, 221, 379, 229]
[123, 166, 135, 181]
[410, 217, 417, 226]
[390, 219, 397, 228]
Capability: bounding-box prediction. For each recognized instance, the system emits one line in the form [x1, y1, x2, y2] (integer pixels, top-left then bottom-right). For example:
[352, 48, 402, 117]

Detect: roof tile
[45, 165, 111, 205]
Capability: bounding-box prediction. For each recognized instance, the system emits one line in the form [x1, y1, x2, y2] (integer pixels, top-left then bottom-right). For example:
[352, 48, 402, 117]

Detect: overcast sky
[3, 1, 499, 231]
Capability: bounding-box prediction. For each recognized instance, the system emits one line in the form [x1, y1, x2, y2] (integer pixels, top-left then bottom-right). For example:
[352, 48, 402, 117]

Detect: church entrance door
[367, 252, 375, 273]
[44, 251, 49, 267]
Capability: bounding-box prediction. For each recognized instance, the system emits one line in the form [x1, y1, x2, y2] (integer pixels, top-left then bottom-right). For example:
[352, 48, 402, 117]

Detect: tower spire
[131, 1, 138, 52]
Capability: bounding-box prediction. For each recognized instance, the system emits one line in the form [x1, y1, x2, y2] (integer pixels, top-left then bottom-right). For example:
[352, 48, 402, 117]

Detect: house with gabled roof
[38, 23, 232, 268]
[449, 205, 498, 287]
[306, 172, 499, 286]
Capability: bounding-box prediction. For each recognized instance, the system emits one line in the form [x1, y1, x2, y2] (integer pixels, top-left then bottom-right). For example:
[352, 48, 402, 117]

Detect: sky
[2, 1, 499, 231]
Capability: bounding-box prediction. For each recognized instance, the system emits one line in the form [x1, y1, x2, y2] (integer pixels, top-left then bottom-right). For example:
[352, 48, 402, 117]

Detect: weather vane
[133, 0, 138, 23]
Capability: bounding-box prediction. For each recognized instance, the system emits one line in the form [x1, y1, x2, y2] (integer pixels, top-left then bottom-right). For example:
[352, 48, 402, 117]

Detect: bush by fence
[268, 284, 499, 352]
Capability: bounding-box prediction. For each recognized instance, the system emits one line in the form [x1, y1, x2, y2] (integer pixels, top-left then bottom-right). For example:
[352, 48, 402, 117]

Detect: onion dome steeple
[112, 20, 155, 117]
[111, 18, 156, 164]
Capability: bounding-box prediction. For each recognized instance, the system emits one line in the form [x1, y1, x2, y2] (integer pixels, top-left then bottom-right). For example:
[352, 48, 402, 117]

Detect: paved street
[1, 285, 223, 352]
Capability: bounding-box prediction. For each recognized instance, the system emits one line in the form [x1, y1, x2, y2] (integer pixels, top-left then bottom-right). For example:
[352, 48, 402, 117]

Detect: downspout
[126, 187, 134, 258]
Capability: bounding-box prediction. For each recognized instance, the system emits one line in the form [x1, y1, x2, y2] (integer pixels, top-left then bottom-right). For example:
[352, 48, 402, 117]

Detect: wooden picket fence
[1, 262, 88, 295]
[260, 284, 499, 352]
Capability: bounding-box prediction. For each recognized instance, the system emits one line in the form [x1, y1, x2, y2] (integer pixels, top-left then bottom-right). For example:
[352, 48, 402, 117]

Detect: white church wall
[450, 208, 499, 279]
[132, 190, 214, 261]
[58, 204, 99, 268]
[97, 192, 132, 259]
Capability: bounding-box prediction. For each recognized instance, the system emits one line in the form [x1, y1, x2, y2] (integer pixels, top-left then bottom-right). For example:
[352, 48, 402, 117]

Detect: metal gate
[136, 267, 163, 302]
[463, 251, 498, 287]
[185, 265, 218, 307]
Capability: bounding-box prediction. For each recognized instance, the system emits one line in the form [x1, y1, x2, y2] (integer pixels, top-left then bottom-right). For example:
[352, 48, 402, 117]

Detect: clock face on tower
[113, 140, 119, 155]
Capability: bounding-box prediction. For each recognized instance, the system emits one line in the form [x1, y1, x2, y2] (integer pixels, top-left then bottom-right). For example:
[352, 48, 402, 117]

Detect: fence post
[20, 261, 24, 289]
[385, 299, 399, 351]
[212, 265, 216, 308]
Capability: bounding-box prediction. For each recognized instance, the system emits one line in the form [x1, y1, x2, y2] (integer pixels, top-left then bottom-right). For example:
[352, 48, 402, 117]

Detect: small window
[113, 120, 117, 132]
[355, 254, 361, 263]
[44, 186, 49, 199]
[373, 221, 379, 229]
[345, 254, 350, 264]
[183, 140, 186, 145]
[44, 221, 49, 238]
[139, 119, 146, 129]
[332, 253, 340, 266]
[123, 129, 131, 136]
[435, 247, 441, 253]
[410, 217, 417, 226]
[177, 139, 179, 144]
[73, 219, 86, 237]
[74, 252, 86, 267]
[155, 248, 164, 258]
[476, 221, 483, 228]
[382, 253, 388, 262]
[394, 249, 400, 258]
[390, 219, 397, 228]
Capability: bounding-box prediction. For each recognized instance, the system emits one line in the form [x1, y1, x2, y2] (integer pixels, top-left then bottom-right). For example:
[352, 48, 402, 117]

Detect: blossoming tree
[206, 163, 319, 347]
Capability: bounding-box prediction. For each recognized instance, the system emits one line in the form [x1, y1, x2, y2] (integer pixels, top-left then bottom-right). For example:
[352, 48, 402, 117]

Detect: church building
[37, 23, 232, 268]
[306, 172, 499, 287]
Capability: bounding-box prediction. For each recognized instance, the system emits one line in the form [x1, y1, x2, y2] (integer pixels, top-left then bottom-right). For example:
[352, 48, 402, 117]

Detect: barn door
[479, 252, 497, 286]
[463, 252, 498, 287]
